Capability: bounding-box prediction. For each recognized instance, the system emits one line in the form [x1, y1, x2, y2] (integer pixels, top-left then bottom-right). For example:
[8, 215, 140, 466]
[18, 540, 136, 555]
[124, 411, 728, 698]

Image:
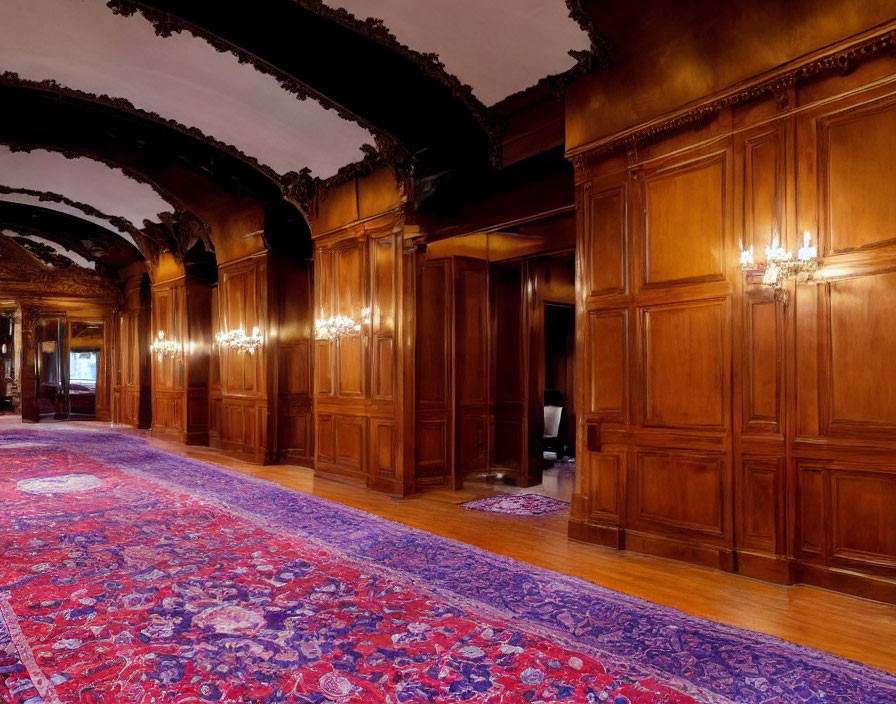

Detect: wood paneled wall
[115, 271, 151, 429]
[151, 274, 211, 445]
[208, 253, 277, 464]
[277, 255, 314, 466]
[415, 248, 574, 489]
[569, 42, 896, 602]
[313, 207, 413, 495]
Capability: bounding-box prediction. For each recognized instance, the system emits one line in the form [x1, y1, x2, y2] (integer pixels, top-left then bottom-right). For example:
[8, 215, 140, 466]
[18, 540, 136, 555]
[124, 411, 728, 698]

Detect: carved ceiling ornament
[0, 217, 116, 276]
[568, 27, 896, 162]
[140, 210, 214, 259]
[4, 142, 184, 218]
[0, 184, 160, 262]
[101, 1, 611, 164]
[104, 0, 501, 158]
[0, 71, 404, 225]
[0, 232, 121, 301]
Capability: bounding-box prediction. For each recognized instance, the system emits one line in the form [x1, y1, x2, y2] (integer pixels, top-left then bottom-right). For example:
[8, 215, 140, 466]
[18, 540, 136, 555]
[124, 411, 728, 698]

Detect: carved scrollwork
[141, 210, 214, 259]
[0, 233, 121, 301]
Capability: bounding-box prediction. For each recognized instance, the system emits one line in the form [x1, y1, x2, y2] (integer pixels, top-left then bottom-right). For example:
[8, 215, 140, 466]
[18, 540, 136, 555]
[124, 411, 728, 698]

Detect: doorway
[35, 317, 67, 419]
[543, 302, 575, 465]
[69, 321, 103, 418]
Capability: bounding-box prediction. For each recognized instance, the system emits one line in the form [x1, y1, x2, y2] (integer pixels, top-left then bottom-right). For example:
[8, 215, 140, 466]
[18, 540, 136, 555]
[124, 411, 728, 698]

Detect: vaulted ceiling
[0, 0, 606, 275]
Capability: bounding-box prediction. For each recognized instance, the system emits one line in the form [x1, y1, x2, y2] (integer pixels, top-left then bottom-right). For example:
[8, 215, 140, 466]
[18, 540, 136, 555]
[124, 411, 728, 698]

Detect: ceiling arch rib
[3, 230, 96, 270]
[0, 191, 135, 244]
[0, 0, 380, 185]
[0, 147, 177, 229]
[327, 0, 595, 106]
[0, 199, 144, 270]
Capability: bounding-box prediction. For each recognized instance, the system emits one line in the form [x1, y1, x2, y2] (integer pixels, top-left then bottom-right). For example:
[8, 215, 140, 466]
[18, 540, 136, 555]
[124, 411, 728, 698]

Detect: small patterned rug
[461, 493, 569, 516]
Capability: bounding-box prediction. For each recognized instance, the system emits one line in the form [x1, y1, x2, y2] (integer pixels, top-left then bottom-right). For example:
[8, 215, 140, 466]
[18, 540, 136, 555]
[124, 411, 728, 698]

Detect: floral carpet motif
[0, 429, 894, 704]
[461, 493, 569, 516]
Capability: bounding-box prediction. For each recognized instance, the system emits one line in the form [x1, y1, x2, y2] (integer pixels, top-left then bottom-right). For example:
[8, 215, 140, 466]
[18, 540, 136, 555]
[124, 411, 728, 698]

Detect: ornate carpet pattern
[461, 494, 569, 516]
[0, 429, 894, 703]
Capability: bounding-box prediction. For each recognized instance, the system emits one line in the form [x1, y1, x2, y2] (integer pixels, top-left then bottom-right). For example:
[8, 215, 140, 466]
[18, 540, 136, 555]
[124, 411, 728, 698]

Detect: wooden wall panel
[642, 153, 726, 286]
[570, 34, 896, 601]
[586, 186, 626, 296]
[313, 205, 411, 495]
[641, 300, 726, 429]
[491, 261, 524, 471]
[454, 258, 489, 480]
[414, 259, 451, 485]
[743, 296, 781, 432]
[632, 450, 726, 538]
[586, 309, 626, 420]
[213, 253, 274, 464]
[738, 458, 783, 553]
[832, 469, 896, 567]
[825, 273, 896, 432]
[822, 97, 896, 253]
[277, 254, 313, 466]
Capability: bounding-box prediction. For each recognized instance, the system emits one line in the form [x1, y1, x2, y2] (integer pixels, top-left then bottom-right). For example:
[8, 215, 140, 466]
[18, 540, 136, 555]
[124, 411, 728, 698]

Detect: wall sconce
[149, 330, 182, 362]
[314, 307, 370, 341]
[215, 326, 264, 354]
[740, 231, 821, 303]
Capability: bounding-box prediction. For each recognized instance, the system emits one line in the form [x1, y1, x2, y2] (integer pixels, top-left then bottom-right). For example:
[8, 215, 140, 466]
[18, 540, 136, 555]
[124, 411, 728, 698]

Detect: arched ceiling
[0, 199, 144, 271]
[0, 0, 377, 180]
[3, 230, 96, 270]
[0, 147, 175, 231]
[328, 0, 593, 106]
[0, 191, 137, 245]
[1, 0, 609, 276]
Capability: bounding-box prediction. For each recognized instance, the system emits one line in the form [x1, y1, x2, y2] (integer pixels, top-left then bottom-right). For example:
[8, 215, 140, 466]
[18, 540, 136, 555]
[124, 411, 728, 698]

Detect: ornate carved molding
[3, 141, 183, 218]
[105, 0, 505, 166]
[281, 138, 414, 217]
[0, 184, 160, 261]
[9, 236, 79, 269]
[504, 1, 614, 104]
[0, 234, 121, 300]
[1, 71, 410, 223]
[141, 210, 213, 258]
[567, 27, 896, 162]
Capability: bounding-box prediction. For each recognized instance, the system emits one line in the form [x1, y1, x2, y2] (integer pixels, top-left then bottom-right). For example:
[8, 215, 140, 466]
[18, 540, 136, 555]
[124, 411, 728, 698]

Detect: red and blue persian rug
[1, 428, 894, 703]
[461, 494, 569, 516]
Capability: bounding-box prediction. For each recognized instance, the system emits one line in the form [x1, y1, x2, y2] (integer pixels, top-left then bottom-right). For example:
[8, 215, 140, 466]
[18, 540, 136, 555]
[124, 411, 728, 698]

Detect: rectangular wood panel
[334, 415, 364, 469]
[822, 98, 896, 253]
[632, 451, 725, 537]
[642, 300, 726, 429]
[744, 298, 780, 430]
[590, 452, 622, 519]
[826, 272, 896, 431]
[643, 153, 726, 286]
[739, 459, 782, 552]
[744, 129, 783, 254]
[587, 309, 626, 419]
[587, 185, 626, 296]
[832, 470, 896, 566]
[798, 466, 825, 555]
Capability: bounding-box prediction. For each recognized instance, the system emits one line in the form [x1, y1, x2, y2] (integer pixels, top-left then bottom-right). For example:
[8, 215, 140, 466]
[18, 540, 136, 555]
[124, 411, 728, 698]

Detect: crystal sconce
[739, 231, 821, 302]
[215, 326, 264, 354]
[314, 307, 371, 341]
[149, 330, 182, 362]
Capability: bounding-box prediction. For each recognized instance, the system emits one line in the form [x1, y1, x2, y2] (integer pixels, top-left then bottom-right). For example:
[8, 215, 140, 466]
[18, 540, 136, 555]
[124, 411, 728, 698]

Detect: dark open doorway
[543, 302, 575, 465]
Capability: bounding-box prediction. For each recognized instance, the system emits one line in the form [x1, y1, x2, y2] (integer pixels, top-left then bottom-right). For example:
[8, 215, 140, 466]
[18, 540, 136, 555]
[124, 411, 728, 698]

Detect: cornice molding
[566, 26, 896, 163]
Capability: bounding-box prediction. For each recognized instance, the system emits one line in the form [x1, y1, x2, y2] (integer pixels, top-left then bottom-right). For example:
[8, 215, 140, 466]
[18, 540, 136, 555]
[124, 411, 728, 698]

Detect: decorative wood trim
[566, 25, 896, 163]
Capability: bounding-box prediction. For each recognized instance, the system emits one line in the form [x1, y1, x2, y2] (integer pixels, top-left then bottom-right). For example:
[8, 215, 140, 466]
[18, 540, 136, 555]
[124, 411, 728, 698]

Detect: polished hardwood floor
[7, 419, 895, 674]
